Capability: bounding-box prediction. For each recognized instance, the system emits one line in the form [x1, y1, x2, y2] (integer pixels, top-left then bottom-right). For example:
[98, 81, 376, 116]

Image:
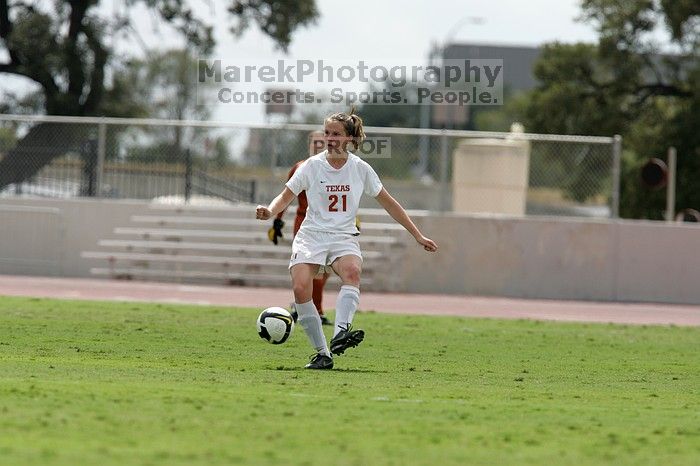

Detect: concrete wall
[0, 198, 149, 277]
[0, 204, 65, 276]
[1, 197, 700, 304]
[403, 214, 700, 304]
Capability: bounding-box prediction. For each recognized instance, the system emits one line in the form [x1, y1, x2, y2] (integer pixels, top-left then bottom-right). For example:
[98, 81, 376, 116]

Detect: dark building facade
[443, 43, 542, 93]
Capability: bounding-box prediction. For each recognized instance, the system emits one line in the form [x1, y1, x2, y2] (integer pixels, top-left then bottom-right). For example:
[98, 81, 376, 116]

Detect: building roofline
[444, 41, 545, 51]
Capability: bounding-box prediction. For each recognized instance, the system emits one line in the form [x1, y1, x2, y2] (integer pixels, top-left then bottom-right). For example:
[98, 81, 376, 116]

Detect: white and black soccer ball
[256, 307, 295, 344]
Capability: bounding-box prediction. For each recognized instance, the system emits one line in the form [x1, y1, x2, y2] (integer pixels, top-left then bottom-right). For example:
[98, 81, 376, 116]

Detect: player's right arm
[256, 187, 296, 220]
[258, 159, 309, 220]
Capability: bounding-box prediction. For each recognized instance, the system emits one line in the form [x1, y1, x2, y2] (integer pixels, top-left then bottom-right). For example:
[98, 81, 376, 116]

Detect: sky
[220, 0, 598, 58]
[204, 0, 596, 123]
[203, 0, 600, 124]
[2, 0, 602, 123]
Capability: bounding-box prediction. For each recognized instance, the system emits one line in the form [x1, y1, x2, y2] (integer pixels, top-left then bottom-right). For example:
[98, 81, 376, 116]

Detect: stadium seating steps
[81, 203, 409, 291]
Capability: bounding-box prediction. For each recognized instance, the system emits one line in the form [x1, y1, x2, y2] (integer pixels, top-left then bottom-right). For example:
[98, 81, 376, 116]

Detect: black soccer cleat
[305, 353, 333, 370]
[320, 315, 332, 326]
[330, 324, 365, 356]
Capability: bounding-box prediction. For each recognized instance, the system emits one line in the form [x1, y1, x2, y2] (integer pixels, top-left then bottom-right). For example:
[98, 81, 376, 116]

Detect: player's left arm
[374, 188, 438, 252]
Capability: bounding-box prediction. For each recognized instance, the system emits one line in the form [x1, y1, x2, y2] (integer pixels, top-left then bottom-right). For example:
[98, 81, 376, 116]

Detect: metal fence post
[439, 130, 449, 212]
[250, 179, 257, 204]
[184, 148, 192, 203]
[416, 103, 431, 177]
[665, 147, 677, 222]
[95, 122, 107, 197]
[611, 134, 622, 219]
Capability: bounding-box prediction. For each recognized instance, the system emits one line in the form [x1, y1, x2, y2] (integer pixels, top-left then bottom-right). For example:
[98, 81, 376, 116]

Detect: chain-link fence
[0, 114, 620, 217]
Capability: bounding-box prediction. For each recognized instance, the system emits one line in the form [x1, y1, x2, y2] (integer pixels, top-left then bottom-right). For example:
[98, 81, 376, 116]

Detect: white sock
[333, 285, 360, 338]
[296, 300, 330, 357]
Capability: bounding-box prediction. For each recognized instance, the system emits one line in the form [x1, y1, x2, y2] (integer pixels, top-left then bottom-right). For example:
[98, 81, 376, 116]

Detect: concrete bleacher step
[89, 267, 375, 288]
[130, 214, 406, 234]
[85, 255, 390, 289]
[82, 251, 290, 266]
[95, 239, 384, 259]
[81, 251, 388, 269]
[90, 267, 291, 284]
[112, 227, 403, 245]
[147, 203, 425, 217]
[82, 257, 387, 282]
[84, 201, 407, 290]
[146, 203, 426, 226]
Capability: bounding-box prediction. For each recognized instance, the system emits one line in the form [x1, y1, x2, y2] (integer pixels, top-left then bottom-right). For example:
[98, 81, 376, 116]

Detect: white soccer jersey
[285, 151, 383, 234]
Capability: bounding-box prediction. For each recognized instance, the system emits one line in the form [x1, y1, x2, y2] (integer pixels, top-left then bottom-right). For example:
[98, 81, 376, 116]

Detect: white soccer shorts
[289, 228, 363, 270]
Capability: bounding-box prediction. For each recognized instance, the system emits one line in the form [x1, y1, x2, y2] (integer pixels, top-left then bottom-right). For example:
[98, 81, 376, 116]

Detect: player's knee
[343, 265, 361, 284]
[292, 281, 312, 300]
[292, 281, 307, 296]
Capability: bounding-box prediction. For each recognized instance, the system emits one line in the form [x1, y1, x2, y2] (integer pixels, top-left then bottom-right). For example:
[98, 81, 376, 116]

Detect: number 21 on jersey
[328, 194, 347, 212]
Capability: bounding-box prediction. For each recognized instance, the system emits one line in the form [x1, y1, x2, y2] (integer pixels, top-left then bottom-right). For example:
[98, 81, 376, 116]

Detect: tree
[120, 49, 213, 164]
[471, 92, 529, 133]
[0, 0, 318, 189]
[522, 0, 699, 218]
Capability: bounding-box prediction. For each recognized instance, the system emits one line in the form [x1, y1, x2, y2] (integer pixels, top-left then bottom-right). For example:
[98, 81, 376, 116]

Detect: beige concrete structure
[0, 198, 149, 277]
[404, 213, 700, 304]
[452, 138, 530, 215]
[1, 197, 699, 304]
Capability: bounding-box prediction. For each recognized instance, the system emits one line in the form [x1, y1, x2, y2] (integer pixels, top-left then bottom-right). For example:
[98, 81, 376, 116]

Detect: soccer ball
[256, 307, 295, 344]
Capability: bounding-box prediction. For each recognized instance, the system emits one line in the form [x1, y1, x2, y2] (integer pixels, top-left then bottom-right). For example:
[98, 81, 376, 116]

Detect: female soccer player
[256, 109, 438, 369]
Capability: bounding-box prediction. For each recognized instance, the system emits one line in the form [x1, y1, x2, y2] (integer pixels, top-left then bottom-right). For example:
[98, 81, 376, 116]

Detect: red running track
[1, 275, 699, 326]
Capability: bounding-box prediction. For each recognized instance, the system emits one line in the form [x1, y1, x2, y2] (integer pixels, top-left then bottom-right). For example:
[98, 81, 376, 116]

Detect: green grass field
[1, 296, 699, 466]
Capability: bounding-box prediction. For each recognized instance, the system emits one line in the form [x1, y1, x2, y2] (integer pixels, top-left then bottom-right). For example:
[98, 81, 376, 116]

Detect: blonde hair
[325, 106, 365, 150]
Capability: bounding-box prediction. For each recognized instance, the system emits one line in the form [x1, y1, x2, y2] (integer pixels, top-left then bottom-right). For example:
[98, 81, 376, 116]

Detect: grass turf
[0, 296, 698, 466]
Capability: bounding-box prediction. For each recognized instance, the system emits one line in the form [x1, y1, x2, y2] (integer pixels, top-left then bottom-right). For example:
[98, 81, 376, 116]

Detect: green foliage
[472, 92, 529, 132]
[1, 296, 699, 465]
[132, 49, 211, 122]
[0, 88, 46, 115]
[93, 49, 231, 167]
[521, 1, 699, 218]
[6, 10, 62, 78]
[528, 141, 612, 203]
[469, 49, 623, 204]
[210, 137, 233, 168]
[228, 0, 319, 51]
[0, 0, 318, 187]
[0, 126, 17, 154]
[525, 42, 630, 137]
[118, 49, 213, 164]
[0, 0, 319, 116]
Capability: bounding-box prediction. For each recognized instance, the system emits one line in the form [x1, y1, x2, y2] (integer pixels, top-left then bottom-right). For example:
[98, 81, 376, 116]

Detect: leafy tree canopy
[523, 0, 699, 218]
